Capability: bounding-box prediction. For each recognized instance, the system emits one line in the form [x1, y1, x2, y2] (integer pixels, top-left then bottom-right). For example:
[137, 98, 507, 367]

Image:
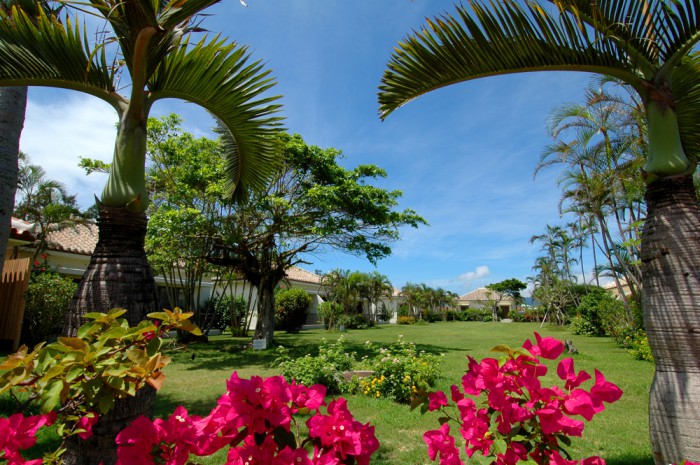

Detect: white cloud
[458, 265, 490, 283]
[20, 91, 118, 209]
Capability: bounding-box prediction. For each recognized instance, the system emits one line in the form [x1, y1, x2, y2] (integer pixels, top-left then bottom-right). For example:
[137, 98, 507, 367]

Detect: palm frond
[147, 35, 284, 200]
[670, 52, 700, 165]
[0, 6, 120, 109]
[378, 1, 651, 119]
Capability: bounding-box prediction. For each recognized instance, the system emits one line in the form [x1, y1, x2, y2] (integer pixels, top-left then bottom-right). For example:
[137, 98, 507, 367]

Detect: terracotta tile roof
[285, 266, 322, 284]
[459, 287, 513, 302]
[45, 222, 99, 256]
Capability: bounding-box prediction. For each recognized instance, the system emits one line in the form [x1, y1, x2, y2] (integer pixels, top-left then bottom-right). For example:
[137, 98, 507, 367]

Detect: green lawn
[158, 322, 655, 465]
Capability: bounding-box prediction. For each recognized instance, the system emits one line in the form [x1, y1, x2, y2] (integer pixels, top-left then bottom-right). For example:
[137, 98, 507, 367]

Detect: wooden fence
[0, 258, 31, 351]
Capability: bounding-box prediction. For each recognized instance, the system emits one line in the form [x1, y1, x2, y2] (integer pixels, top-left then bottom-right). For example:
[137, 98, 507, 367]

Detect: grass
[156, 322, 655, 465]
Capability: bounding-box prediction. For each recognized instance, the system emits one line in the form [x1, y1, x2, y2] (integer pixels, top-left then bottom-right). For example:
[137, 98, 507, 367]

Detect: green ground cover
[158, 322, 654, 465]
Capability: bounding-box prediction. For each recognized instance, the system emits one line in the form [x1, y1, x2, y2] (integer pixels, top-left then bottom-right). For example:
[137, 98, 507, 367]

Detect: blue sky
[19, 1, 598, 296]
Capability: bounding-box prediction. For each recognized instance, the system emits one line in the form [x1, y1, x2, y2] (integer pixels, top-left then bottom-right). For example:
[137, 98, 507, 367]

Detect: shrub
[459, 308, 489, 322]
[569, 314, 600, 336]
[445, 310, 459, 321]
[21, 271, 77, 346]
[397, 315, 415, 325]
[377, 302, 393, 322]
[357, 337, 440, 402]
[507, 309, 525, 322]
[318, 301, 344, 329]
[346, 314, 374, 329]
[423, 311, 441, 323]
[275, 337, 354, 393]
[275, 288, 311, 332]
[572, 289, 610, 336]
[422, 333, 622, 465]
[626, 330, 654, 362]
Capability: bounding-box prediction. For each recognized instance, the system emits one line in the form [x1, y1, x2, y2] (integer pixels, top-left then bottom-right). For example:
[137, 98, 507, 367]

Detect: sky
[19, 0, 599, 296]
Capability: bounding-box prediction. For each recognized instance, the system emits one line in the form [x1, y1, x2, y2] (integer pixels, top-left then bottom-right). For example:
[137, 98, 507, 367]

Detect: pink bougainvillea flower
[557, 358, 592, 391]
[581, 456, 606, 465]
[428, 391, 449, 411]
[0, 412, 56, 453]
[115, 416, 160, 465]
[523, 332, 564, 360]
[564, 389, 601, 421]
[590, 370, 623, 404]
[290, 381, 326, 412]
[75, 412, 99, 440]
[548, 450, 579, 465]
[535, 406, 584, 437]
[424, 423, 463, 465]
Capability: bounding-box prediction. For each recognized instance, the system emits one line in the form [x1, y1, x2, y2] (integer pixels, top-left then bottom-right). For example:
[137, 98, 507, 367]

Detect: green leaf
[493, 438, 507, 455]
[40, 379, 63, 413]
[272, 426, 297, 450]
[491, 344, 513, 354]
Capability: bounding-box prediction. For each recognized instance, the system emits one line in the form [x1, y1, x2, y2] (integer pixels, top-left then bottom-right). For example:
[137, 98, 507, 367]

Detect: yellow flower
[376, 391, 381, 398]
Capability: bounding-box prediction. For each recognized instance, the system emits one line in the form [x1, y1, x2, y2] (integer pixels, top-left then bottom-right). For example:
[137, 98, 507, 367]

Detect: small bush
[459, 308, 490, 322]
[275, 288, 311, 332]
[346, 314, 374, 329]
[275, 337, 354, 393]
[626, 330, 654, 362]
[569, 314, 601, 336]
[22, 272, 76, 346]
[318, 301, 344, 329]
[397, 316, 415, 325]
[356, 337, 440, 402]
[445, 310, 459, 321]
[423, 311, 441, 323]
[507, 310, 525, 322]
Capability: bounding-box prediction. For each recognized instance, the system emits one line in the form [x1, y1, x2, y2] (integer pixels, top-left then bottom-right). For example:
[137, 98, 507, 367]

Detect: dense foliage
[275, 287, 312, 333]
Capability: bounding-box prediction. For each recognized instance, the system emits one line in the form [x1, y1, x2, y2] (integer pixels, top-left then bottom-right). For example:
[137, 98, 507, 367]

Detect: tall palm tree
[378, 2, 700, 463]
[0, 1, 283, 333]
[1, 2, 282, 464]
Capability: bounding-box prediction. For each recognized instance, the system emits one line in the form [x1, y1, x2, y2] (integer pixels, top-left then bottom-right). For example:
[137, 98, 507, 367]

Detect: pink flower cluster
[115, 372, 379, 465]
[0, 412, 56, 465]
[424, 333, 623, 465]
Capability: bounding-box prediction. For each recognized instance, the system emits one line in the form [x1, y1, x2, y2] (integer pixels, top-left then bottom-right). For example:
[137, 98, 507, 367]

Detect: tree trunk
[0, 86, 27, 265]
[254, 275, 278, 348]
[642, 175, 700, 465]
[63, 204, 159, 465]
[62, 386, 155, 465]
[64, 204, 158, 334]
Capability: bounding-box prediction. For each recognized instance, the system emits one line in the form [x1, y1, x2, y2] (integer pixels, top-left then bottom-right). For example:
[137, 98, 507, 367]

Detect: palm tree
[378, 2, 700, 462]
[1, 2, 282, 464]
[0, 1, 282, 333]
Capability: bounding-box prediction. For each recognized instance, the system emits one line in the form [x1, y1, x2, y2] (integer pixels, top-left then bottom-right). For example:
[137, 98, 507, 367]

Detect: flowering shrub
[114, 373, 379, 465]
[356, 336, 440, 402]
[625, 330, 654, 362]
[0, 375, 380, 465]
[397, 315, 416, 325]
[0, 308, 201, 463]
[422, 333, 623, 465]
[275, 337, 355, 393]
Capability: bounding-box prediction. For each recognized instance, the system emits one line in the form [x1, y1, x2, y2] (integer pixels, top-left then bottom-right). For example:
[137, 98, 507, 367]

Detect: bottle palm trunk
[642, 175, 700, 464]
[63, 203, 159, 465]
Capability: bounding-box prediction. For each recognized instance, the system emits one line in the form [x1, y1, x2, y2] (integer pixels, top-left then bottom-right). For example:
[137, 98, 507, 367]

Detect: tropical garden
[1, 1, 700, 465]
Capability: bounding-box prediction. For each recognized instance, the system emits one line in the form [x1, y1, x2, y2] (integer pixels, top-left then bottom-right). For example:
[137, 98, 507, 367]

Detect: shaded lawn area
[158, 322, 654, 465]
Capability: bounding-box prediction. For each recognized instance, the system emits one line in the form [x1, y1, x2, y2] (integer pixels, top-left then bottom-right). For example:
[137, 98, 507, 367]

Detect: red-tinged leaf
[146, 371, 166, 391]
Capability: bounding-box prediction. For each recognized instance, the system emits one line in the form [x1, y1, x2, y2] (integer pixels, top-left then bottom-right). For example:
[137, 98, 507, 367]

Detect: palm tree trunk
[642, 175, 700, 465]
[64, 203, 158, 334]
[0, 86, 26, 265]
[63, 203, 159, 465]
